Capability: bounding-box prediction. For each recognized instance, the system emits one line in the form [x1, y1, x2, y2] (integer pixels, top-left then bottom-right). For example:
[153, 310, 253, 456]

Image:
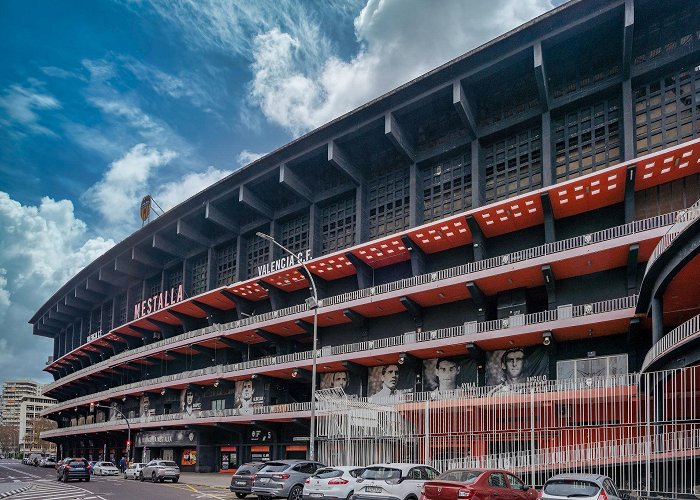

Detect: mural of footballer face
[435, 358, 460, 391]
[501, 348, 525, 384]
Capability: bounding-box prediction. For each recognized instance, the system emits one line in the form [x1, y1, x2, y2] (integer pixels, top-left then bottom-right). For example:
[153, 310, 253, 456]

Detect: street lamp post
[256, 232, 319, 461]
[95, 404, 131, 465]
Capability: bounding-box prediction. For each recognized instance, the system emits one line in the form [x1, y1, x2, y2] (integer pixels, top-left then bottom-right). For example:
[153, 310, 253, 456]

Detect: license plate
[311, 494, 323, 498]
[260, 478, 270, 483]
[366, 487, 382, 493]
[236, 481, 246, 485]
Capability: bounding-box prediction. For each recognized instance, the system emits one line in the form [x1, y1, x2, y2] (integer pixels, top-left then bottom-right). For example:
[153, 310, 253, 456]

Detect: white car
[353, 464, 440, 500]
[303, 466, 366, 500]
[93, 461, 119, 476]
[124, 462, 146, 480]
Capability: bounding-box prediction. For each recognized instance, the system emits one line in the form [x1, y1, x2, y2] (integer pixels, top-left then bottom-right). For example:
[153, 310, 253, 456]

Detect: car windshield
[69, 460, 86, 467]
[236, 465, 259, 476]
[314, 468, 343, 479]
[102, 462, 115, 467]
[261, 463, 291, 473]
[361, 467, 401, 480]
[437, 471, 481, 484]
[543, 480, 600, 497]
[161, 461, 178, 467]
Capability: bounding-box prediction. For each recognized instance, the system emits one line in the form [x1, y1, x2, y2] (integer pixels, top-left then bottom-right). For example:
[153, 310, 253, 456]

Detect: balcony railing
[645, 199, 700, 276]
[43, 294, 639, 416]
[44, 210, 674, 395]
[641, 313, 700, 372]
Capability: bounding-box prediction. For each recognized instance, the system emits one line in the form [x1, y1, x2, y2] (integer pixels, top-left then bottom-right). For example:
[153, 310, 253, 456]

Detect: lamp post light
[94, 404, 131, 465]
[256, 232, 319, 461]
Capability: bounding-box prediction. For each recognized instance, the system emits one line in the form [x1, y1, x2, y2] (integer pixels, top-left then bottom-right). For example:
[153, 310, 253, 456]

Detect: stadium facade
[31, 0, 700, 495]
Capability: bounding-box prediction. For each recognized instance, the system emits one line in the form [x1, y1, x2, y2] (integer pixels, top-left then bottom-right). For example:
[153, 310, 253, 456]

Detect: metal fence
[317, 366, 700, 498]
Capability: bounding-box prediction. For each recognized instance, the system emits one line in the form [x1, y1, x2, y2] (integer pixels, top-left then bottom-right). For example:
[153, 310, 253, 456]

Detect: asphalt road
[0, 459, 237, 499]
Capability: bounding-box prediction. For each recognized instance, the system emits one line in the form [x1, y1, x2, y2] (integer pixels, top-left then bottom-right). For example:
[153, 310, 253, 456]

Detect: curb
[0, 484, 32, 498]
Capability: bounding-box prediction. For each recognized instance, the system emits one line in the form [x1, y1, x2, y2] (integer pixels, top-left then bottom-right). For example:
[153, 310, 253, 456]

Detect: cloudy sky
[0, 0, 557, 384]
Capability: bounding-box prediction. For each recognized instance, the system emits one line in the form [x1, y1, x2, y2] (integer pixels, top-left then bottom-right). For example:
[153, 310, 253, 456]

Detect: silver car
[252, 460, 325, 500]
[124, 462, 146, 480]
[541, 473, 628, 500]
[140, 459, 180, 483]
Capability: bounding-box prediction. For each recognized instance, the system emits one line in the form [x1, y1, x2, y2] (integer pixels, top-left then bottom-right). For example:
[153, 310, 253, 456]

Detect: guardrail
[44, 210, 674, 395]
[644, 199, 700, 276]
[641, 313, 700, 372]
[43, 294, 638, 416]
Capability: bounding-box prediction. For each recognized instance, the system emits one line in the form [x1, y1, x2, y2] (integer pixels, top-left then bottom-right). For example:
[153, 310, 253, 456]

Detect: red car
[420, 469, 537, 500]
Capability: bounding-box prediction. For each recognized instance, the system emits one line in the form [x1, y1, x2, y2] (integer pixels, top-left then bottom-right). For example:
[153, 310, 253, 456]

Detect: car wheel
[139, 472, 144, 482]
[62, 474, 68, 483]
[289, 485, 304, 500]
[172, 478, 178, 483]
[236, 494, 247, 499]
[159, 477, 165, 483]
[124, 473, 128, 480]
[347, 492, 354, 500]
[85, 476, 90, 482]
[152, 472, 158, 483]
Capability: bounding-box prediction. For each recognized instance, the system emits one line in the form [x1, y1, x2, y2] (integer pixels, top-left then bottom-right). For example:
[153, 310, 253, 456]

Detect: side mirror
[522, 485, 529, 491]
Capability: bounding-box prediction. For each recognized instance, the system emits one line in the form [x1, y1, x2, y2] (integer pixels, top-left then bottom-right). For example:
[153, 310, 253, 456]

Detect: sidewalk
[179, 472, 232, 489]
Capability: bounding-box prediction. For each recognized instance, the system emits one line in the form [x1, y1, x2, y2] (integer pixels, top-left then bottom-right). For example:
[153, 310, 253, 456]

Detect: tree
[0, 424, 19, 456]
[30, 418, 57, 454]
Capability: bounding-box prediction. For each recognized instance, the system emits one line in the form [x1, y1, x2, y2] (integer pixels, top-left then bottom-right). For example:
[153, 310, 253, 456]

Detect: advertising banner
[234, 378, 265, 414]
[485, 347, 549, 392]
[181, 387, 202, 416]
[319, 370, 362, 397]
[422, 355, 478, 393]
[367, 363, 415, 403]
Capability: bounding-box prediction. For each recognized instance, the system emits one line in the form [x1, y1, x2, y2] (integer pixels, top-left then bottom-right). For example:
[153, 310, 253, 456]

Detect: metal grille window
[101, 300, 113, 333]
[321, 195, 356, 254]
[190, 254, 208, 296]
[148, 275, 161, 296]
[368, 165, 410, 239]
[553, 96, 622, 182]
[167, 266, 183, 290]
[281, 214, 310, 254]
[246, 235, 270, 279]
[634, 65, 700, 155]
[556, 354, 628, 382]
[216, 241, 237, 287]
[633, 1, 700, 66]
[422, 153, 472, 222]
[483, 128, 542, 203]
[90, 308, 101, 335]
[117, 293, 127, 326]
[128, 285, 142, 322]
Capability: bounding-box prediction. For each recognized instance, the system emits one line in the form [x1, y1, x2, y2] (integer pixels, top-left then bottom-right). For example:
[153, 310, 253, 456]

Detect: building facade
[32, 0, 700, 496]
[18, 395, 56, 455]
[0, 381, 40, 427]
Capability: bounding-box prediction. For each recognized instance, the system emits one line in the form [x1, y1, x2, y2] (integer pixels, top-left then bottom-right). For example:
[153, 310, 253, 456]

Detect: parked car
[140, 459, 180, 483]
[541, 473, 628, 500]
[354, 463, 440, 500]
[56, 457, 91, 482]
[42, 457, 57, 468]
[230, 462, 268, 498]
[88, 461, 97, 474]
[93, 461, 119, 476]
[124, 462, 146, 480]
[252, 460, 325, 500]
[303, 466, 366, 500]
[421, 469, 536, 500]
[28, 453, 42, 466]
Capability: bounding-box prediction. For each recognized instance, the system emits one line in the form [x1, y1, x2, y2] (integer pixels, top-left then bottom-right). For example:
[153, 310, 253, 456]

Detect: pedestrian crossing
[5, 482, 107, 499]
[0, 463, 43, 483]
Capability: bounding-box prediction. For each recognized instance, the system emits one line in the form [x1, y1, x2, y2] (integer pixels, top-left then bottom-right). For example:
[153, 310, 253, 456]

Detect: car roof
[546, 473, 607, 484]
[265, 460, 319, 465]
[321, 466, 364, 471]
[367, 463, 428, 472]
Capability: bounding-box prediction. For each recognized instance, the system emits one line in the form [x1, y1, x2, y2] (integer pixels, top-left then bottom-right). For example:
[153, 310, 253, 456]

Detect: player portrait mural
[319, 370, 362, 397]
[367, 363, 415, 403]
[140, 394, 154, 419]
[423, 356, 477, 393]
[180, 387, 202, 416]
[485, 347, 549, 392]
[108, 401, 122, 421]
[234, 378, 265, 414]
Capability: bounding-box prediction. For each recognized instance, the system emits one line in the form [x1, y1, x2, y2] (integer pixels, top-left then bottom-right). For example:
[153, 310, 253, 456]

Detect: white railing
[44, 210, 674, 394]
[645, 199, 700, 275]
[43, 294, 638, 416]
[641, 313, 700, 371]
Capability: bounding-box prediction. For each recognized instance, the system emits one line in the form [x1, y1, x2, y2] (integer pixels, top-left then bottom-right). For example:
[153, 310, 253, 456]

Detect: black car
[56, 458, 91, 482]
[230, 462, 267, 498]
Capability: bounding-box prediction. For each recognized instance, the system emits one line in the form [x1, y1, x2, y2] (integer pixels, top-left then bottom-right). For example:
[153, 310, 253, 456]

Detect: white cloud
[0, 79, 61, 137]
[83, 143, 176, 226]
[154, 165, 232, 211]
[0, 192, 115, 382]
[249, 0, 553, 134]
[237, 149, 264, 167]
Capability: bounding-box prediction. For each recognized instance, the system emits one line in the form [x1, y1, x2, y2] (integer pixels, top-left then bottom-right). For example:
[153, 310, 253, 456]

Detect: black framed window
[553, 96, 621, 182]
[90, 308, 101, 335]
[634, 65, 700, 156]
[117, 293, 127, 326]
[101, 300, 113, 333]
[246, 234, 270, 279]
[167, 266, 183, 290]
[422, 152, 472, 222]
[190, 254, 208, 296]
[281, 214, 310, 254]
[483, 127, 542, 203]
[321, 195, 356, 254]
[368, 165, 410, 239]
[148, 275, 161, 296]
[216, 241, 237, 287]
[633, 1, 700, 66]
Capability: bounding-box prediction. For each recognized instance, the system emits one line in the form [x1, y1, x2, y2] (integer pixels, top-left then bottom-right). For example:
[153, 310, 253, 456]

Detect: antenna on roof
[140, 194, 164, 226]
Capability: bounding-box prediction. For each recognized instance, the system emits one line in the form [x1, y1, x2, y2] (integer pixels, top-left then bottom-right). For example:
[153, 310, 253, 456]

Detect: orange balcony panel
[227, 282, 268, 301]
[548, 166, 627, 219]
[474, 193, 544, 238]
[549, 246, 629, 280]
[150, 310, 186, 325]
[169, 301, 210, 319]
[408, 218, 472, 254]
[635, 139, 700, 191]
[194, 291, 237, 309]
[351, 237, 411, 269]
[663, 252, 700, 326]
[260, 269, 309, 292]
[409, 343, 472, 360]
[317, 310, 352, 327]
[261, 321, 307, 336]
[551, 318, 632, 342]
[477, 266, 545, 295]
[351, 297, 406, 318]
[307, 254, 356, 280]
[409, 283, 470, 307]
[475, 331, 545, 351]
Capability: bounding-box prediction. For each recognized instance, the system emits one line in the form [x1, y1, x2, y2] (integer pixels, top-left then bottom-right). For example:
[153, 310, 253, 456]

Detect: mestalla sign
[133, 284, 184, 320]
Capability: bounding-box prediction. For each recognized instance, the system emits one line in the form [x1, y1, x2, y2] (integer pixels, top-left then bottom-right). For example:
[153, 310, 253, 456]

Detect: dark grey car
[230, 462, 267, 498]
[252, 460, 325, 500]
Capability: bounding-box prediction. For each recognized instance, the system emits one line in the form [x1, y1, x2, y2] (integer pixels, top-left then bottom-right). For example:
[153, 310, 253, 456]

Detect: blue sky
[0, 0, 555, 384]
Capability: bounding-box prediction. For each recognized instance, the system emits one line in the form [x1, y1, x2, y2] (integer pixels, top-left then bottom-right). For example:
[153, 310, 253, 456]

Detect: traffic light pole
[94, 404, 131, 465]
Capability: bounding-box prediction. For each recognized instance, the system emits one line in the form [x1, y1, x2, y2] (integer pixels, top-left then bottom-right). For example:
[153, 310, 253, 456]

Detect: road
[0, 459, 237, 499]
